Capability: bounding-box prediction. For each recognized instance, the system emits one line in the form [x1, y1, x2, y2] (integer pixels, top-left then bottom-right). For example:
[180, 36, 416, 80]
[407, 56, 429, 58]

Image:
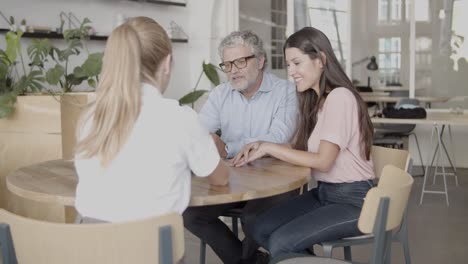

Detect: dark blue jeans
[244, 180, 373, 259]
[183, 191, 297, 264]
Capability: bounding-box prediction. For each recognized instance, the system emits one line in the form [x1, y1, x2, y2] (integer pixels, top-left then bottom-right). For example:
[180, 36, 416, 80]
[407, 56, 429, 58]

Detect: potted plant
[0, 19, 102, 209]
[179, 61, 220, 107]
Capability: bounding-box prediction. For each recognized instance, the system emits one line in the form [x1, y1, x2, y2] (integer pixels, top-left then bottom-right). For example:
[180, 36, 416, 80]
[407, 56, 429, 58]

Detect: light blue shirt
[199, 72, 298, 158]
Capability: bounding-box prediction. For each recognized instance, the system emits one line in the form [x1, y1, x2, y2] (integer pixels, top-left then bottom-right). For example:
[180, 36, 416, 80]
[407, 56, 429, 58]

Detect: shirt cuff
[225, 141, 241, 159]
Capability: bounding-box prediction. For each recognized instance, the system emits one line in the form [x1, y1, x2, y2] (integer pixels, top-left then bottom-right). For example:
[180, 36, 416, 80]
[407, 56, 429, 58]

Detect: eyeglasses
[219, 55, 256, 73]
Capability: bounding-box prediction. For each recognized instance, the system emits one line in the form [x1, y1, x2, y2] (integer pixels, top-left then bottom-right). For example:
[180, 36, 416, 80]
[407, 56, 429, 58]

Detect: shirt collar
[141, 82, 163, 98]
[257, 72, 273, 92]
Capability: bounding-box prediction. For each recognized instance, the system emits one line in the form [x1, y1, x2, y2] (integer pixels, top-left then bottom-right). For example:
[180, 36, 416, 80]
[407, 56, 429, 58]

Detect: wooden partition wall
[0, 93, 93, 223]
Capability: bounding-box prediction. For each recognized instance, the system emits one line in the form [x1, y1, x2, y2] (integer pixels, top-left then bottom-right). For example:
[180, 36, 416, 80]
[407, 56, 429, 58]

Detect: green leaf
[46, 64, 65, 85]
[0, 92, 17, 104]
[27, 39, 51, 66]
[179, 90, 209, 105]
[0, 50, 12, 66]
[87, 78, 96, 88]
[5, 31, 22, 62]
[0, 62, 9, 79]
[202, 62, 220, 86]
[0, 92, 18, 118]
[73, 66, 86, 78]
[66, 73, 86, 86]
[81, 52, 103, 77]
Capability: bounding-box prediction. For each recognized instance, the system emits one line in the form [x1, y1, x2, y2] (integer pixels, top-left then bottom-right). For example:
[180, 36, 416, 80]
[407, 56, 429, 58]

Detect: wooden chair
[0, 209, 184, 264]
[272, 165, 414, 264]
[320, 146, 412, 264]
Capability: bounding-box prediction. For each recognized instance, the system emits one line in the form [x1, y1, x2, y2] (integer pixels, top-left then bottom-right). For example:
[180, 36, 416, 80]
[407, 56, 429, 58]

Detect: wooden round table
[6, 158, 311, 207]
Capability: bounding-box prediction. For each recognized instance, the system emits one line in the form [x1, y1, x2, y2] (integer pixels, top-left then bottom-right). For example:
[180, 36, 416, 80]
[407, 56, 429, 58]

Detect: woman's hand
[231, 141, 269, 167]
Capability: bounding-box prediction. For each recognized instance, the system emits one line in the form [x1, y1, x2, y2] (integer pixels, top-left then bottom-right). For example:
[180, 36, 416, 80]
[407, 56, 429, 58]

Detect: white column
[409, 0, 416, 98]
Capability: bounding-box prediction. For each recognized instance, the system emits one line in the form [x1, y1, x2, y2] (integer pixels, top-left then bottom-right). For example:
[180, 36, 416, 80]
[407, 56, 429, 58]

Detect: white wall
[1, 0, 237, 101]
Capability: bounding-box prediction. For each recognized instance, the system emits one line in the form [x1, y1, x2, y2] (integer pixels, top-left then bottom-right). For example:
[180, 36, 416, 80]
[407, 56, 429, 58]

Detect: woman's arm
[207, 159, 229, 186]
[236, 140, 339, 172]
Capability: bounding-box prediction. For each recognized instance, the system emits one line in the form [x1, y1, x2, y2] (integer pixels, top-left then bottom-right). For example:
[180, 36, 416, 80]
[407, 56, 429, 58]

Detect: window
[415, 37, 432, 90]
[378, 37, 401, 85]
[378, 0, 430, 24]
[378, 0, 402, 24]
[271, 0, 287, 70]
[305, 0, 350, 70]
[405, 0, 430, 22]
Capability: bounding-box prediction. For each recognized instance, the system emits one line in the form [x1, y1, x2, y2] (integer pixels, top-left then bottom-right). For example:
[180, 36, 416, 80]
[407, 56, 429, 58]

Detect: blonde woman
[74, 17, 228, 223]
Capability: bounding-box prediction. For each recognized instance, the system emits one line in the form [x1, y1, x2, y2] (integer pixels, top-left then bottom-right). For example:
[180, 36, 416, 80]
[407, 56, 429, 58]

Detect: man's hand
[211, 133, 228, 158]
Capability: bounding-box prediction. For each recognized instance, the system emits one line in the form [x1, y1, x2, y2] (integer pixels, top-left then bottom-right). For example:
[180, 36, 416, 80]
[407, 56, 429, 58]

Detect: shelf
[0, 28, 188, 43]
[0, 29, 107, 41]
[129, 0, 186, 7]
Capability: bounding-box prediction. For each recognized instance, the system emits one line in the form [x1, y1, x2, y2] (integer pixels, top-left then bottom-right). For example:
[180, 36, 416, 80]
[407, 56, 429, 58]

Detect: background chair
[320, 146, 412, 264]
[272, 165, 414, 264]
[373, 98, 425, 176]
[0, 209, 184, 264]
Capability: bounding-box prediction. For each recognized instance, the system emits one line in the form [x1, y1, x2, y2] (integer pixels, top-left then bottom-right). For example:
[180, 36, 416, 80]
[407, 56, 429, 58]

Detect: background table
[372, 110, 468, 205]
[6, 158, 311, 219]
[362, 96, 450, 108]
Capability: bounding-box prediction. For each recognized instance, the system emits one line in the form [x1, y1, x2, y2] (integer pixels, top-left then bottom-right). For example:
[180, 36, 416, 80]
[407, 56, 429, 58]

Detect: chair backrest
[358, 165, 414, 264]
[359, 165, 413, 233]
[0, 209, 184, 264]
[371, 145, 410, 178]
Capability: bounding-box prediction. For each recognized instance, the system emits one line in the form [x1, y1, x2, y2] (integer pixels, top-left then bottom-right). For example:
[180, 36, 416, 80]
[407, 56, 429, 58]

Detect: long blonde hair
[75, 17, 172, 166]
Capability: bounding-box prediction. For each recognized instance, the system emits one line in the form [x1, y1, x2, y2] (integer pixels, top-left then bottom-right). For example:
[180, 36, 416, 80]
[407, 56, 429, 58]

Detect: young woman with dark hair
[233, 27, 375, 261]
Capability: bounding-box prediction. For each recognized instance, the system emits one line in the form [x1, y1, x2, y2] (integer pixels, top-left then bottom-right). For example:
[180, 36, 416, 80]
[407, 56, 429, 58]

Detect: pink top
[307, 88, 375, 183]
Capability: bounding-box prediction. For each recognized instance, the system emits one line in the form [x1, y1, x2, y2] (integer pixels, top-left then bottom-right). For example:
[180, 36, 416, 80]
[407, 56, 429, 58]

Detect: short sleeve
[319, 88, 357, 150]
[182, 107, 220, 177]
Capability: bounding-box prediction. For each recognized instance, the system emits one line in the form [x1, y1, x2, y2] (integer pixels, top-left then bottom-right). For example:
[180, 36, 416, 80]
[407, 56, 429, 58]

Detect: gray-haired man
[183, 30, 298, 264]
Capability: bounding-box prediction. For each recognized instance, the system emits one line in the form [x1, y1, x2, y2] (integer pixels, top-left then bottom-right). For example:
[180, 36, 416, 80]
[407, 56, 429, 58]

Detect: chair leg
[232, 217, 239, 238]
[384, 235, 392, 264]
[0, 224, 18, 264]
[343, 246, 352, 261]
[401, 236, 411, 264]
[199, 241, 206, 264]
[199, 216, 239, 264]
[322, 244, 333, 258]
[394, 210, 411, 264]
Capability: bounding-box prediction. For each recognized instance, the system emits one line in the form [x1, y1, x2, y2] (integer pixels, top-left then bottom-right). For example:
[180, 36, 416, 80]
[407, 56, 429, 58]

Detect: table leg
[420, 124, 452, 206]
[447, 125, 459, 186]
[420, 124, 437, 205]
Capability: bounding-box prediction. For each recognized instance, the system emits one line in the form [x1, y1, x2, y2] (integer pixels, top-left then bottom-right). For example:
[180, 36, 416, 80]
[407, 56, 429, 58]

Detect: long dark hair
[285, 27, 373, 160]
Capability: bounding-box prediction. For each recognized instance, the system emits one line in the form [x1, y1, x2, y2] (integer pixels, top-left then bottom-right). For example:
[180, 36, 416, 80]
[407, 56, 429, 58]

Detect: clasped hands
[211, 133, 270, 167]
[230, 141, 269, 167]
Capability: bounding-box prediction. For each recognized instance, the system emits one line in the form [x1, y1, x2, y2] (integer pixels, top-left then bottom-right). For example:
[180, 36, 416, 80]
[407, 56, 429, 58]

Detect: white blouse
[75, 83, 220, 222]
